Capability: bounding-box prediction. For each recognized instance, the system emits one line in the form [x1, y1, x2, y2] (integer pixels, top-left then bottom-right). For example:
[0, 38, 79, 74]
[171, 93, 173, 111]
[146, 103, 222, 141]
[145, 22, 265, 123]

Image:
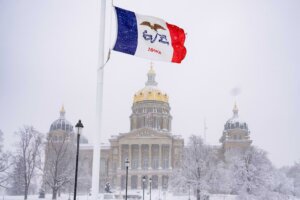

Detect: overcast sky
[0, 0, 299, 167]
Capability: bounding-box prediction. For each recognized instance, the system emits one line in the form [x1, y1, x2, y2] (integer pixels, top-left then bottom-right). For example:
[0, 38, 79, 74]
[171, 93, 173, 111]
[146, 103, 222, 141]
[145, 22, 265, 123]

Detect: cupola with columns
[130, 65, 172, 132]
[220, 102, 252, 152]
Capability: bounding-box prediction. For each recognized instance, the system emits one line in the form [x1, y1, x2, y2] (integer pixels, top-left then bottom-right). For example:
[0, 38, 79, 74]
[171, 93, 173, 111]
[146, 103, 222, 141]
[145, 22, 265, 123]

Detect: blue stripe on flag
[113, 7, 138, 55]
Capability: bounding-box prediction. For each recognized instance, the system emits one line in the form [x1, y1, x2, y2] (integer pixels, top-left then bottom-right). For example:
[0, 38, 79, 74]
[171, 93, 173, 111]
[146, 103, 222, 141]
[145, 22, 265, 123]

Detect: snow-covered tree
[171, 135, 218, 200]
[207, 161, 232, 194]
[11, 126, 43, 200]
[43, 131, 75, 200]
[9, 157, 26, 195]
[271, 169, 294, 197]
[0, 130, 12, 189]
[285, 161, 300, 197]
[225, 146, 277, 199]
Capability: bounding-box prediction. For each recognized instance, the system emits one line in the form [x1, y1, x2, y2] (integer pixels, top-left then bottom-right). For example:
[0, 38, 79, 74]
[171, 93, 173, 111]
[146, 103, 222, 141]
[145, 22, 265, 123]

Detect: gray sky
[0, 0, 299, 167]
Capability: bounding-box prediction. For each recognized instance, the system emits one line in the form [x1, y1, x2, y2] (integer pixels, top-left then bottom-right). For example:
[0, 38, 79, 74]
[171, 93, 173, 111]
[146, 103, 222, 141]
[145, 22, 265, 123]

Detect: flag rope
[100, 49, 111, 70]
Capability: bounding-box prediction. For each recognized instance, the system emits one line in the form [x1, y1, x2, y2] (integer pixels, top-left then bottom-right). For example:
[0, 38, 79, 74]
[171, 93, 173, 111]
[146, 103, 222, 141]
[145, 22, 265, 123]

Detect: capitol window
[152, 159, 159, 169]
[162, 159, 169, 169]
[142, 159, 148, 169]
[132, 159, 138, 169]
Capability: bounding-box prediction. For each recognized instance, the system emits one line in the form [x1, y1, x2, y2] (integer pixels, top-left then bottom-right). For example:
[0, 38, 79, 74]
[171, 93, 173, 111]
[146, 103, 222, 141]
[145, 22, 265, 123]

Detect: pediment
[118, 128, 171, 140]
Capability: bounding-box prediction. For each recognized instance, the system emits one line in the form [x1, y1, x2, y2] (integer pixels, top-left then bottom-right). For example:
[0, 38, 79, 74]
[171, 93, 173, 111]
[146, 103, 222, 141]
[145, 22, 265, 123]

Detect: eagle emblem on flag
[140, 21, 166, 32]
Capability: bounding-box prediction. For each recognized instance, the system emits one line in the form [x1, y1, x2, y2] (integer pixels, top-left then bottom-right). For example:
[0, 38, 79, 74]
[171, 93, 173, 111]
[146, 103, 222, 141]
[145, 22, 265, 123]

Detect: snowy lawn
[2, 193, 299, 200]
[1, 193, 237, 200]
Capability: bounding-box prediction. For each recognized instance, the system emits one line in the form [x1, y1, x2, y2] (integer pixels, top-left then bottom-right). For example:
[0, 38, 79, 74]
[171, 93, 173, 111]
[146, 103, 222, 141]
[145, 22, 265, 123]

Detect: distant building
[219, 103, 252, 153]
[43, 106, 90, 195]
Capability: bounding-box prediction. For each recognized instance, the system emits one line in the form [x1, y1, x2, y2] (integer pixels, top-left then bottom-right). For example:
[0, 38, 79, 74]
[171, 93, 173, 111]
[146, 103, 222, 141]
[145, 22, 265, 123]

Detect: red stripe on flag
[166, 23, 187, 63]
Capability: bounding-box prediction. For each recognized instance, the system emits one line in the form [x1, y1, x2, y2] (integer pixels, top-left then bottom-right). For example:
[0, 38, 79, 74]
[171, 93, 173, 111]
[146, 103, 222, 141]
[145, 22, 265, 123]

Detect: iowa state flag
[113, 7, 187, 63]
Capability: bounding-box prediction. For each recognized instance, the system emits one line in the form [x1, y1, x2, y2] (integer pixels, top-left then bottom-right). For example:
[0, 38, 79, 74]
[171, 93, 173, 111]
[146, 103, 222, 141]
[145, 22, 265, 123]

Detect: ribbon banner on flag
[113, 7, 187, 63]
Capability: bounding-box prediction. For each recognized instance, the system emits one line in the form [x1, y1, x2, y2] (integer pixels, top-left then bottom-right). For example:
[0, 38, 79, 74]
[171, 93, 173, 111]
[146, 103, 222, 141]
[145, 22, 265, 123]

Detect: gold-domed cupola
[130, 64, 172, 132]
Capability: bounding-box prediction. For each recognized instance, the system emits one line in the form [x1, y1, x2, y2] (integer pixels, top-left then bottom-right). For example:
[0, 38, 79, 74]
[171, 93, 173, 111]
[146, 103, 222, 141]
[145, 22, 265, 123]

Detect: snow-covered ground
[1, 191, 236, 200]
[2, 192, 299, 200]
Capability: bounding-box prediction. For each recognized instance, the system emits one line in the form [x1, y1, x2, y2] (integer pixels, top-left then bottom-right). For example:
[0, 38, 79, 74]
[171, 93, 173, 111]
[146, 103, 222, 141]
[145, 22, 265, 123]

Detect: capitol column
[138, 144, 142, 169]
[148, 144, 152, 169]
[168, 145, 172, 169]
[159, 144, 162, 169]
[129, 144, 132, 169]
[118, 144, 122, 170]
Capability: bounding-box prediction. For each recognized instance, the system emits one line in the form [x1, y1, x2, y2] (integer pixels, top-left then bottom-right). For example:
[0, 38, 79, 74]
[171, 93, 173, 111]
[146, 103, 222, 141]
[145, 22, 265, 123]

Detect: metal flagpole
[92, 0, 106, 199]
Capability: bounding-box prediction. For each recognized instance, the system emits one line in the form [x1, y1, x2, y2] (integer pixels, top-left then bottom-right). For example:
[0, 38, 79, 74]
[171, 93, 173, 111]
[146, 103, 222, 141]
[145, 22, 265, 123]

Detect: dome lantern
[60, 105, 66, 119]
[233, 102, 238, 117]
[146, 64, 158, 86]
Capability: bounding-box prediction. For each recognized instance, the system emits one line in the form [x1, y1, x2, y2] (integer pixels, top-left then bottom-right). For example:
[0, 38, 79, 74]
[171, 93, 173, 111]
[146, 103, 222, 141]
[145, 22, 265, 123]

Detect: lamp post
[74, 120, 84, 200]
[149, 177, 152, 200]
[142, 176, 146, 200]
[125, 158, 130, 200]
[187, 181, 191, 200]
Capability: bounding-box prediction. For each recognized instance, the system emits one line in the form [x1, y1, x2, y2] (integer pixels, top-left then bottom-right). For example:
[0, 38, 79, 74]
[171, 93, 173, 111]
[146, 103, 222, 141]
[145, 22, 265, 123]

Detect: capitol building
[100, 66, 184, 190]
[45, 65, 252, 193]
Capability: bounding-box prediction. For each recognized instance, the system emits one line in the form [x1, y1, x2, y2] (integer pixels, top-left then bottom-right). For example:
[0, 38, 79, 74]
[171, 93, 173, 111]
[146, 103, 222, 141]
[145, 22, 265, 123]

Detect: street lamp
[125, 158, 130, 200]
[149, 177, 152, 200]
[142, 176, 146, 200]
[74, 120, 84, 200]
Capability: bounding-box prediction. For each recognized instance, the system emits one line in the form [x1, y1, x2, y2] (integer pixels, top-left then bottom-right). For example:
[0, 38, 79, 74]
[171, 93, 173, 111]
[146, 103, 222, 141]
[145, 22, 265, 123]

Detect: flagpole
[92, 0, 106, 199]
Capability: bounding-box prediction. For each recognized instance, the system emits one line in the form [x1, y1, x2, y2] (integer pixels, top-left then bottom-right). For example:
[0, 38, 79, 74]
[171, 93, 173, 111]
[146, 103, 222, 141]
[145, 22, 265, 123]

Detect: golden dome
[133, 65, 169, 103]
[133, 87, 168, 103]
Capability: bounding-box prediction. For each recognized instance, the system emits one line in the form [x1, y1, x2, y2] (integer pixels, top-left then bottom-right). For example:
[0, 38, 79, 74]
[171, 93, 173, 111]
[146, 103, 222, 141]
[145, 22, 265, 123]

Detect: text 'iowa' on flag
[113, 7, 187, 64]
